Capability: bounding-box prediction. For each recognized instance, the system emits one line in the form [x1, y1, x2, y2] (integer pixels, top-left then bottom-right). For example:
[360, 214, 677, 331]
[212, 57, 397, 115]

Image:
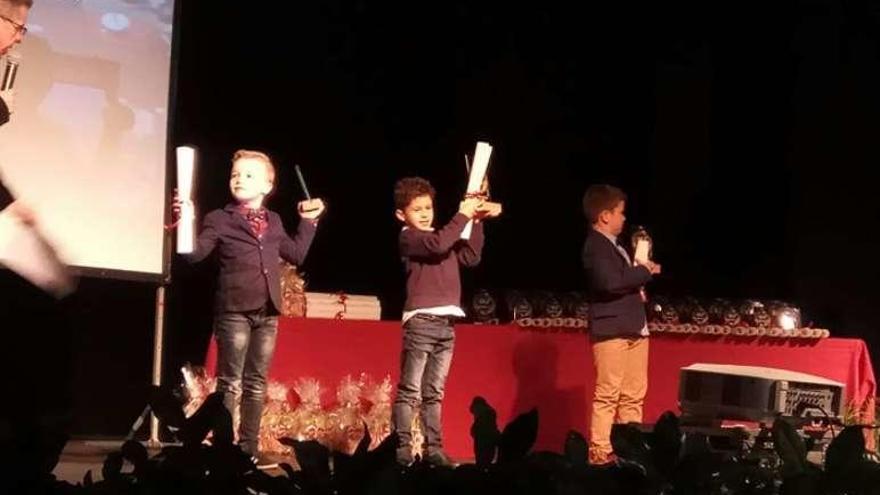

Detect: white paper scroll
[176, 146, 196, 254]
[461, 141, 492, 239]
[0, 208, 75, 298]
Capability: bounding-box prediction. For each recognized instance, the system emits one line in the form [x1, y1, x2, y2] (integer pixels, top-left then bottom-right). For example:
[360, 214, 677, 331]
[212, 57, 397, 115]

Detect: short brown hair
[1, 0, 34, 9]
[394, 177, 435, 210]
[232, 149, 275, 184]
[583, 184, 627, 224]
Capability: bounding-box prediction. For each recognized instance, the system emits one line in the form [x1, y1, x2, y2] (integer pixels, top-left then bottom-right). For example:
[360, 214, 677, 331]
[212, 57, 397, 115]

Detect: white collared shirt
[402, 306, 466, 324]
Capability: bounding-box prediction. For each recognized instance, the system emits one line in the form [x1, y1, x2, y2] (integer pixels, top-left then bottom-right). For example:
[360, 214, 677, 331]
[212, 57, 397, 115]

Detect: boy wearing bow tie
[178, 149, 324, 466]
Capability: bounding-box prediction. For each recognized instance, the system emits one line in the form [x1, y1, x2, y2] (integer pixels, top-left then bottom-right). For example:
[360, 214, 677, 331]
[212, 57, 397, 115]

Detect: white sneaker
[250, 454, 279, 470]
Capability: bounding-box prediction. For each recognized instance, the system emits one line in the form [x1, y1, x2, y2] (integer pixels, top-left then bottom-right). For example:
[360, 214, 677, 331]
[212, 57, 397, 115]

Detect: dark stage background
[53, 1, 880, 437]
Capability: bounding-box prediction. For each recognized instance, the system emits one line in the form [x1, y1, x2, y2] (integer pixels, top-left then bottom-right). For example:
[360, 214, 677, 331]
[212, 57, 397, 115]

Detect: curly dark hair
[394, 177, 436, 210]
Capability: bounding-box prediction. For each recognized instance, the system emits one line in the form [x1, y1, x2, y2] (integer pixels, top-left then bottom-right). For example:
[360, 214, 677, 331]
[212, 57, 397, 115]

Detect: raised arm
[399, 213, 470, 258]
[279, 218, 317, 266]
[456, 220, 484, 267]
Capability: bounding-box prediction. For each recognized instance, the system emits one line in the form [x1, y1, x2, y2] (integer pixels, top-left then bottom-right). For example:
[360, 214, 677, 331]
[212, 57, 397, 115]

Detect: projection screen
[0, 0, 177, 280]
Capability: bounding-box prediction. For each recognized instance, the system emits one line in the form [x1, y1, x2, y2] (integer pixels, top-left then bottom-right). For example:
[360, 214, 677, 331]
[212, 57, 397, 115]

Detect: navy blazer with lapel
[1, 99, 13, 209]
[188, 203, 316, 313]
[0, 96, 9, 127]
[582, 228, 652, 340]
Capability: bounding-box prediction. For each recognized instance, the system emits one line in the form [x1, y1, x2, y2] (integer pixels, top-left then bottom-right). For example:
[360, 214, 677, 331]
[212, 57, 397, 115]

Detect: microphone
[2, 56, 19, 91]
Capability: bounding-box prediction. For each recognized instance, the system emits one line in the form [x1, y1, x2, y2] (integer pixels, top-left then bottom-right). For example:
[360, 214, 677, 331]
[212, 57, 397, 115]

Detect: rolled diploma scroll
[176, 146, 196, 254]
[461, 141, 492, 239]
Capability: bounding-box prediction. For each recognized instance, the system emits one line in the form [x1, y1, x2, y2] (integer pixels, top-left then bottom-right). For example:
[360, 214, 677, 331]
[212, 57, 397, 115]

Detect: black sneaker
[250, 454, 280, 470]
[424, 450, 457, 468]
[396, 447, 414, 467]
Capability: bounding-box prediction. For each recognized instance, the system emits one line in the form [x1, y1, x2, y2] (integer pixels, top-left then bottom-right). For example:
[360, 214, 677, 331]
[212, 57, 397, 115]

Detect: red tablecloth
[205, 319, 876, 459]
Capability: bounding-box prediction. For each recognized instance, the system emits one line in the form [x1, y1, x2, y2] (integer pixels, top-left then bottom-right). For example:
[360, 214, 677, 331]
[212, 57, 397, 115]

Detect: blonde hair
[232, 149, 276, 184]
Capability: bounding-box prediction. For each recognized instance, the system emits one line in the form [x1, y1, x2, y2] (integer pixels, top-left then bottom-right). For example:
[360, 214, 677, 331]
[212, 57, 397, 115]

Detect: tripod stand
[123, 284, 167, 446]
[123, 213, 177, 447]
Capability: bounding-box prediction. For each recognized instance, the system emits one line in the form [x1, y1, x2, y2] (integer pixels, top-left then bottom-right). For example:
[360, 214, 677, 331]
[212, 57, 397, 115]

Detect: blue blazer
[188, 203, 316, 313]
[1, 99, 13, 209]
[582, 229, 652, 340]
[0, 96, 9, 127]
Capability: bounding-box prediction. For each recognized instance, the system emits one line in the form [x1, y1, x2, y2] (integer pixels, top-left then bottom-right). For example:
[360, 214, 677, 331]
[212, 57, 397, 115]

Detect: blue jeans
[214, 307, 278, 456]
[392, 314, 456, 458]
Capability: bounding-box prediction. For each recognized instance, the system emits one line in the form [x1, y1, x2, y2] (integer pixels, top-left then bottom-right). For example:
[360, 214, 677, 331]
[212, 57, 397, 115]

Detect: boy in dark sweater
[179, 149, 325, 467]
[391, 176, 500, 467]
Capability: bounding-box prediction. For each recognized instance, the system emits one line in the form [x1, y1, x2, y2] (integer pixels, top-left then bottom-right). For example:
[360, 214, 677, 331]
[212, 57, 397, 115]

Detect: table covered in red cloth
[205, 318, 876, 459]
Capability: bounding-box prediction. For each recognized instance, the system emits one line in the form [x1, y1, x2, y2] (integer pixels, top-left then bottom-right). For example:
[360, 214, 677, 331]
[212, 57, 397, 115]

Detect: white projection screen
[0, 0, 177, 280]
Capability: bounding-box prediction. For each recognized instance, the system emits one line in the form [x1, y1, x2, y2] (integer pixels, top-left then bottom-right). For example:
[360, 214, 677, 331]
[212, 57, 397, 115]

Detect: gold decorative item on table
[280, 261, 306, 317]
[180, 369, 398, 456]
[259, 382, 298, 454]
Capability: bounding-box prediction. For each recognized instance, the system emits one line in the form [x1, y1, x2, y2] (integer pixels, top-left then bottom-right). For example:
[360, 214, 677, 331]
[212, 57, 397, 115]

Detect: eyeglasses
[0, 14, 27, 37]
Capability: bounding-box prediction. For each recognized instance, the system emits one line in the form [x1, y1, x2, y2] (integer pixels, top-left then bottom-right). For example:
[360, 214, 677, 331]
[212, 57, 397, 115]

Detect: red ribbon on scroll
[334, 292, 349, 320]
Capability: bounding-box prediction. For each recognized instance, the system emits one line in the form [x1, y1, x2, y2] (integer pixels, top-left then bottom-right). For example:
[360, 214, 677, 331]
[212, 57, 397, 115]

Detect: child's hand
[458, 197, 481, 219]
[171, 189, 193, 222]
[640, 260, 661, 275]
[298, 198, 326, 221]
[172, 189, 181, 215]
[171, 190, 188, 213]
[474, 201, 502, 219]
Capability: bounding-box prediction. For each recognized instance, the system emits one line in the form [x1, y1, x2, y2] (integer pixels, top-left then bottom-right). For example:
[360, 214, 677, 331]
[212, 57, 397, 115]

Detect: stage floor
[54, 439, 128, 484]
